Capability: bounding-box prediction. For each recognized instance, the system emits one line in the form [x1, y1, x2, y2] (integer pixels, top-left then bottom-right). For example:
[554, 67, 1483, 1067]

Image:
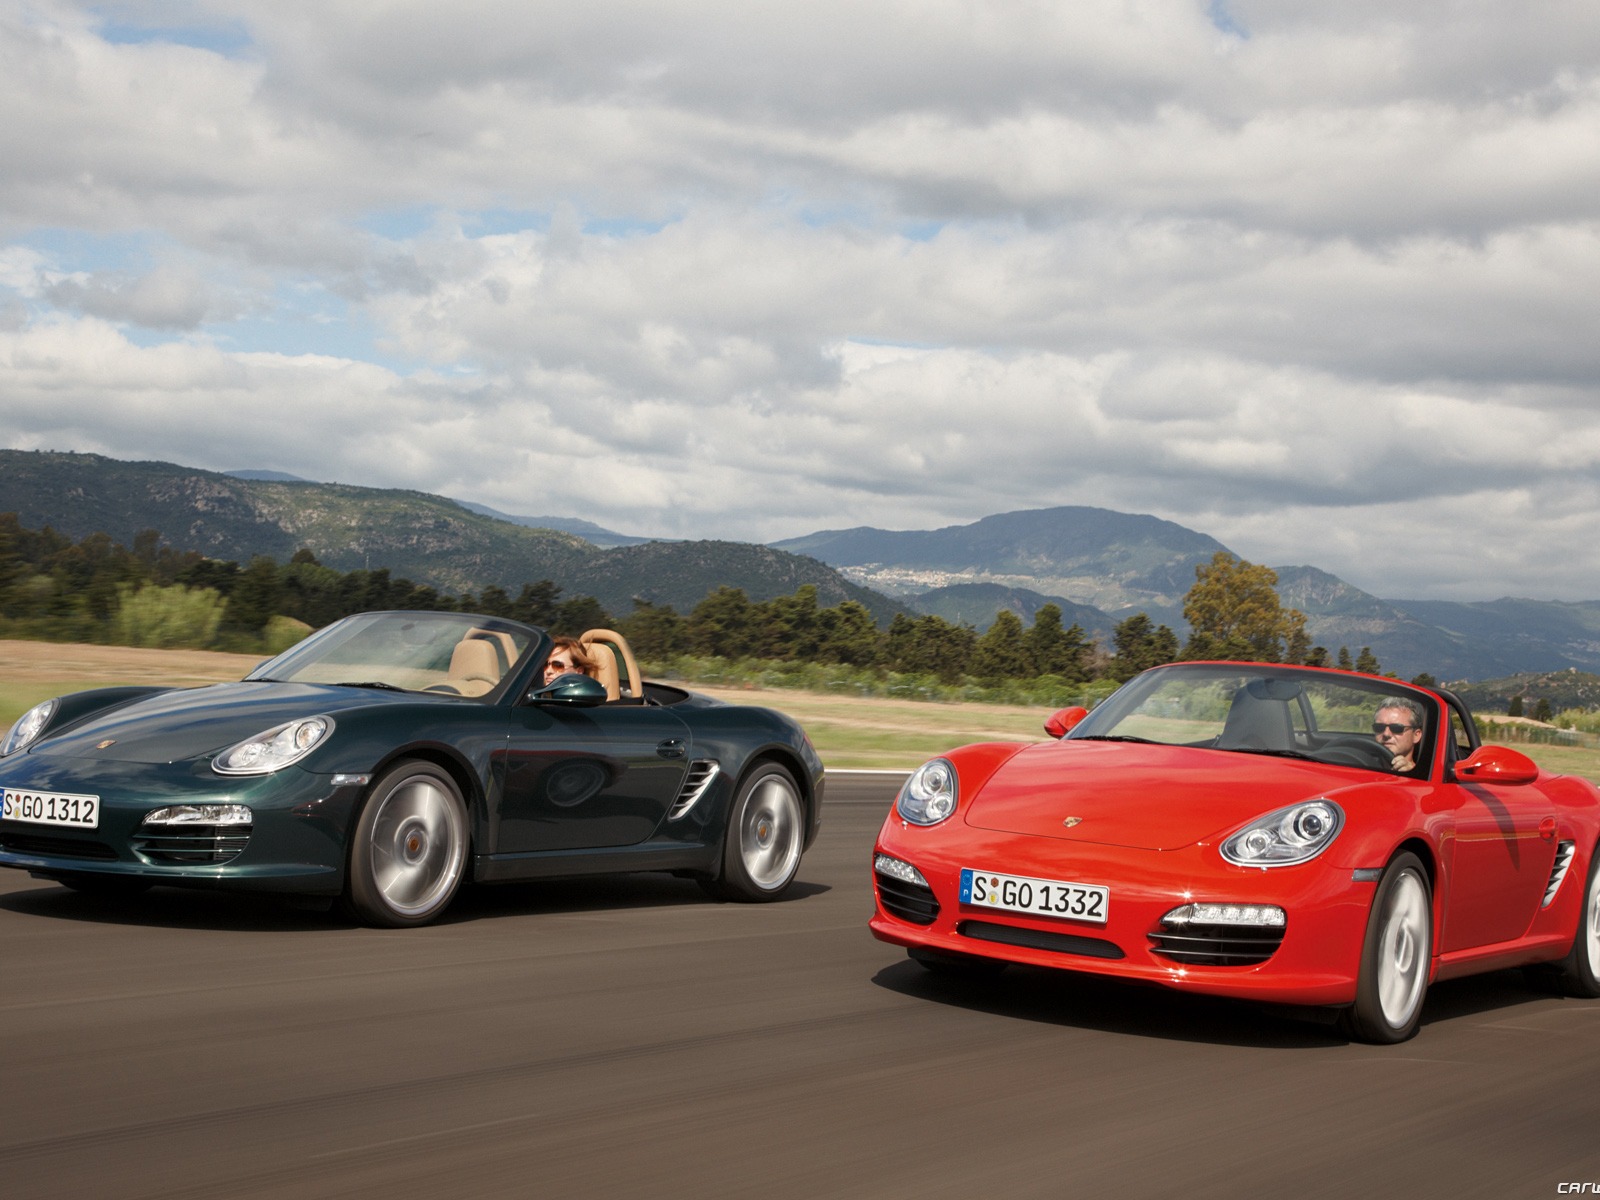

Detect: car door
[1438, 705, 1560, 951]
[491, 702, 693, 854]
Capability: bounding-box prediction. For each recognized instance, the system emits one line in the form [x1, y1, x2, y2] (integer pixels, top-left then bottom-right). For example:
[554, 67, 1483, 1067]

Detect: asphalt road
[4, 772, 1600, 1200]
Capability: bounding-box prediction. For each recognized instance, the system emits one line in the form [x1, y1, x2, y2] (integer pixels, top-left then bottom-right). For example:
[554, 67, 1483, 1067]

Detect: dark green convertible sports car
[0, 611, 824, 926]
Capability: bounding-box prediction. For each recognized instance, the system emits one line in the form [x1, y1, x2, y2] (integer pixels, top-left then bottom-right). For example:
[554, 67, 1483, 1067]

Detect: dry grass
[0, 640, 265, 685]
[6, 639, 1600, 780]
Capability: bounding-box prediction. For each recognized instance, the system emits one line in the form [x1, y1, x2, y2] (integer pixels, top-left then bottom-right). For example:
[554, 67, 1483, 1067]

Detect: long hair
[547, 635, 599, 679]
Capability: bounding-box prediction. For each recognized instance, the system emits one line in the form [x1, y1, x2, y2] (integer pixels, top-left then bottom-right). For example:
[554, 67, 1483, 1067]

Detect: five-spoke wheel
[345, 760, 468, 927]
[701, 763, 805, 902]
[1342, 852, 1431, 1043]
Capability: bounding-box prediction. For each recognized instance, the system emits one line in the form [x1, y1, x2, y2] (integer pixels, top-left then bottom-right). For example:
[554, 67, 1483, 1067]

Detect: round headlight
[213, 716, 334, 775]
[897, 758, 959, 826]
[2, 699, 58, 757]
[1221, 799, 1344, 867]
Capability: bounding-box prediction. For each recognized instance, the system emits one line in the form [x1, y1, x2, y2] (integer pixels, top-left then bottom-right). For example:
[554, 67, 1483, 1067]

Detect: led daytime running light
[875, 854, 929, 887]
[1163, 903, 1286, 928]
[144, 804, 253, 826]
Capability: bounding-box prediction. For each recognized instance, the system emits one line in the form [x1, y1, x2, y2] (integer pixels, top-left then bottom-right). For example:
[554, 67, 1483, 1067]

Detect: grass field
[5, 639, 1600, 780]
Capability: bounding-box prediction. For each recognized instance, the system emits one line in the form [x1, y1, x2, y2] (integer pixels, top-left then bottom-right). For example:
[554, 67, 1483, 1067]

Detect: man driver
[1373, 696, 1426, 772]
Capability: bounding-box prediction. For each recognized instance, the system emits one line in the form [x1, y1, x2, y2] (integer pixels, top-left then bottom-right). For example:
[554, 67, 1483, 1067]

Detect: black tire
[1340, 852, 1432, 1043]
[1547, 846, 1600, 998]
[909, 947, 1008, 979]
[344, 761, 469, 928]
[700, 763, 804, 902]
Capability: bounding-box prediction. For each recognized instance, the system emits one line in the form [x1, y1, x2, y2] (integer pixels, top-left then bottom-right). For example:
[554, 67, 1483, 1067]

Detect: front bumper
[869, 816, 1377, 1007]
[0, 756, 368, 895]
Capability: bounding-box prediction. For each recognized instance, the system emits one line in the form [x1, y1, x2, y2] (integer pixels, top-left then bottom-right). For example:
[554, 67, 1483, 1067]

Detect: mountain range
[4, 448, 1599, 683]
[0, 450, 901, 622]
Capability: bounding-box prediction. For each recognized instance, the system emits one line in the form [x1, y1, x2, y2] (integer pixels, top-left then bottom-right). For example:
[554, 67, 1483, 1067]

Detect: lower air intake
[133, 823, 252, 865]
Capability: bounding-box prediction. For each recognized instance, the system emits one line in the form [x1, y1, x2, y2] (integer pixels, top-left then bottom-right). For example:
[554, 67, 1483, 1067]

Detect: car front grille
[133, 822, 252, 865]
[0, 832, 119, 860]
[1148, 922, 1284, 966]
[875, 870, 940, 925]
[958, 919, 1125, 960]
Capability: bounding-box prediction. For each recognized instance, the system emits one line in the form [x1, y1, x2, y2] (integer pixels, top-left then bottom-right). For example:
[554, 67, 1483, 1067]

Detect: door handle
[657, 738, 686, 760]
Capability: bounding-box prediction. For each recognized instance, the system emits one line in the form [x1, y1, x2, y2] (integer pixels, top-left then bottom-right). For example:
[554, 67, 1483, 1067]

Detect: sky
[3, 1, 1600, 602]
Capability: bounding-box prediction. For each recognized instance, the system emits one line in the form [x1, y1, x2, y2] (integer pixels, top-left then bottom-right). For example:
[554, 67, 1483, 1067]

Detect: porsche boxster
[0, 611, 823, 926]
[869, 661, 1600, 1042]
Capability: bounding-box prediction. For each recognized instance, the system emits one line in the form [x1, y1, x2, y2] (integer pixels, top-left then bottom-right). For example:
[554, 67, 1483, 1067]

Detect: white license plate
[2, 788, 100, 829]
[961, 868, 1108, 924]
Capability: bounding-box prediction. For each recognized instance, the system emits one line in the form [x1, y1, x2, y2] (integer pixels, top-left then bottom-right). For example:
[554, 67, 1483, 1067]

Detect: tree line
[3, 514, 1395, 688]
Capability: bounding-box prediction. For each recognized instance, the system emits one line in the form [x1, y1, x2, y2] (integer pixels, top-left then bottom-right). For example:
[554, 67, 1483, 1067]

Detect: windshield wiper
[1072, 734, 1161, 744]
[333, 680, 406, 691]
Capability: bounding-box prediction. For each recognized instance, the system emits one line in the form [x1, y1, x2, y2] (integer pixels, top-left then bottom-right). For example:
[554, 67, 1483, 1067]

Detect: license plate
[2, 788, 100, 829]
[961, 868, 1108, 924]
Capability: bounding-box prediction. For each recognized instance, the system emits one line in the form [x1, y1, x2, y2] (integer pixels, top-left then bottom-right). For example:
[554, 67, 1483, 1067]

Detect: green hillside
[0, 450, 903, 622]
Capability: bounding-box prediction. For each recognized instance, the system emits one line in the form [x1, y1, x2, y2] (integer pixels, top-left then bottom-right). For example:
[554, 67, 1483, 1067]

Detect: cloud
[2, 1, 1599, 601]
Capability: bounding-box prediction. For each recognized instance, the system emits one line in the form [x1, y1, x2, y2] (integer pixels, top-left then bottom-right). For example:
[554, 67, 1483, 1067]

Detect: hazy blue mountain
[0, 449, 901, 622]
[1454, 668, 1600, 714]
[12, 449, 1600, 681]
[774, 506, 1228, 614]
[907, 583, 1117, 642]
[452, 501, 658, 548]
[1389, 597, 1600, 674]
[225, 473, 655, 549]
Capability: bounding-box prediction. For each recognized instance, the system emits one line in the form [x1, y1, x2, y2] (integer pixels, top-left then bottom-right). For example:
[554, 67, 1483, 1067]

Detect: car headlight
[212, 717, 334, 775]
[1221, 799, 1344, 867]
[897, 758, 959, 826]
[2, 699, 58, 757]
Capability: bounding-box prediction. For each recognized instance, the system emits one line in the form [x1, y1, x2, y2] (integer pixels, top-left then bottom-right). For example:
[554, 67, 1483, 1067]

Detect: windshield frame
[246, 610, 542, 702]
[1067, 662, 1441, 779]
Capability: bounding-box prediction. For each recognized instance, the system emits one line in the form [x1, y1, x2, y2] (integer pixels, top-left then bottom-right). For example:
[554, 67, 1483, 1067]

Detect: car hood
[962, 739, 1362, 852]
[26, 682, 438, 765]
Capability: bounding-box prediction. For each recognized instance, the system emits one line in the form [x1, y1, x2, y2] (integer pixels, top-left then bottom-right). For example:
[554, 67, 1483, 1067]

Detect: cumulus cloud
[2, 1, 1599, 600]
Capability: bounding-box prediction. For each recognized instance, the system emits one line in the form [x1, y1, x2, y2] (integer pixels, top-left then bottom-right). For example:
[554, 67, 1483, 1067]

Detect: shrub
[262, 615, 313, 655]
[108, 584, 224, 649]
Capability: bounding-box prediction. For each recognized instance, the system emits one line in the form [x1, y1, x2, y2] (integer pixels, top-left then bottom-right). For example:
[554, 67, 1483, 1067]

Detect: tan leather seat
[464, 627, 518, 675]
[446, 639, 501, 697]
[580, 629, 643, 701]
[586, 641, 623, 700]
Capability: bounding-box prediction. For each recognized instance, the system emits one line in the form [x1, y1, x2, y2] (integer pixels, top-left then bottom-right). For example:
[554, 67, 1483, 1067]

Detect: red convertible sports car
[869, 662, 1600, 1043]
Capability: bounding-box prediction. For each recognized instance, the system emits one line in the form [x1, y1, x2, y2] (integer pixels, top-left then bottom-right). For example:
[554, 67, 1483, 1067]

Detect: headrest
[449, 639, 501, 685]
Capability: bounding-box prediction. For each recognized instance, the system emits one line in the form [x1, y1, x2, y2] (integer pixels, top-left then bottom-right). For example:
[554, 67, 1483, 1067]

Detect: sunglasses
[545, 659, 575, 672]
[1372, 722, 1415, 735]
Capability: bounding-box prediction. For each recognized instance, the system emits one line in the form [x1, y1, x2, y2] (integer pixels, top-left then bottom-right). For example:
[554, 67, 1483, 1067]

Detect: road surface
[3, 772, 1598, 1199]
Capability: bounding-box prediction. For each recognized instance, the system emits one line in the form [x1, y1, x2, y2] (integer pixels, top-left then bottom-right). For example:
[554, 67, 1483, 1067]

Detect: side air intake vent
[1544, 841, 1577, 908]
[669, 761, 721, 820]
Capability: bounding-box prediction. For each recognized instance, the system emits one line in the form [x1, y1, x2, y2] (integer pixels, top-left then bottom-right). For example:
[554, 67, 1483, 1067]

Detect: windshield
[1068, 663, 1438, 777]
[247, 611, 536, 698]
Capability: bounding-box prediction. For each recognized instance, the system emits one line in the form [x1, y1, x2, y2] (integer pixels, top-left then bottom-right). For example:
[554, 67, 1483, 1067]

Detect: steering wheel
[1321, 740, 1393, 770]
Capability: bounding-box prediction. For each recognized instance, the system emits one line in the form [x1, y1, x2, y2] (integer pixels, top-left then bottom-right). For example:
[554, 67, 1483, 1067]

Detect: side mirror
[1044, 706, 1090, 738]
[530, 673, 608, 707]
[1455, 744, 1539, 786]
